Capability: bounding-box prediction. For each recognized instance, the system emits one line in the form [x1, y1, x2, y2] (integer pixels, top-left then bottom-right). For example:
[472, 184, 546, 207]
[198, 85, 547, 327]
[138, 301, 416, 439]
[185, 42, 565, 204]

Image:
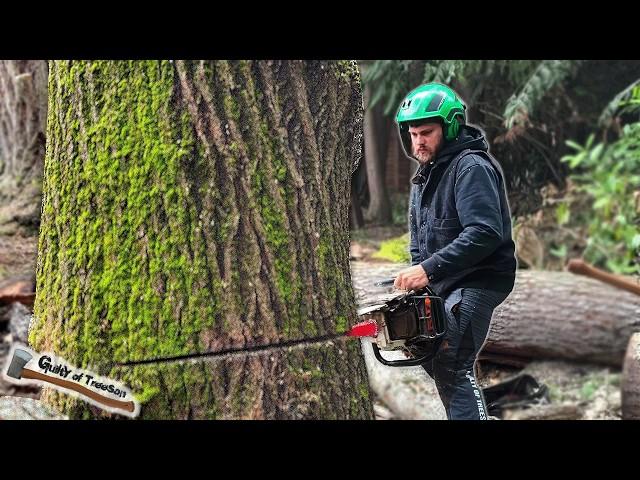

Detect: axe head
[6, 348, 33, 379]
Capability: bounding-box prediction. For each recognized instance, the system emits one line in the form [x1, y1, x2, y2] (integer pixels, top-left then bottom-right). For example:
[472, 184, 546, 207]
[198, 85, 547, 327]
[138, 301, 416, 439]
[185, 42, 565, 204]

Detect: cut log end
[622, 332, 640, 420]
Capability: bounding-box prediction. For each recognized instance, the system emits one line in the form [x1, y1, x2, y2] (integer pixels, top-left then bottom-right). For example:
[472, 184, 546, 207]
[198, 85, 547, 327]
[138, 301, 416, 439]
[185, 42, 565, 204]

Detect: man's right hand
[394, 264, 429, 291]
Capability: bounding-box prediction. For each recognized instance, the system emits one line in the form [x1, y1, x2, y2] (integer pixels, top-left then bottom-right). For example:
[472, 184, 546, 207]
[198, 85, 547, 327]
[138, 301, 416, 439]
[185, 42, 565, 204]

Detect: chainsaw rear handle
[371, 343, 436, 367]
[371, 285, 445, 367]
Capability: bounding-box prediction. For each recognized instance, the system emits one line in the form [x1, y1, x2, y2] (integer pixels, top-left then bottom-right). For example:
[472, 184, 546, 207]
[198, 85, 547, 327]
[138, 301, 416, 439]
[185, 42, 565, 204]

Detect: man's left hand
[394, 265, 429, 291]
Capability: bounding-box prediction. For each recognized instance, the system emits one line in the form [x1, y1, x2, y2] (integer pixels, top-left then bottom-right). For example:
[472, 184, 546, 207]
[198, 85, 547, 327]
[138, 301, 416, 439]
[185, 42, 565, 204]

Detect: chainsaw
[347, 279, 447, 367]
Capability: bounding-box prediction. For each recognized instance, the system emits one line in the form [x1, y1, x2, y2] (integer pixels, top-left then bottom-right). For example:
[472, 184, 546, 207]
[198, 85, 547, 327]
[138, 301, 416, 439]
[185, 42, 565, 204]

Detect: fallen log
[0, 277, 35, 307]
[0, 293, 35, 307]
[485, 271, 640, 367]
[359, 339, 446, 420]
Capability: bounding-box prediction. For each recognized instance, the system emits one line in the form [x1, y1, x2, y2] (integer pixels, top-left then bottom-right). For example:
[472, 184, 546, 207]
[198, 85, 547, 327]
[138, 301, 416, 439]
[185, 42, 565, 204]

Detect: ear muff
[446, 115, 460, 141]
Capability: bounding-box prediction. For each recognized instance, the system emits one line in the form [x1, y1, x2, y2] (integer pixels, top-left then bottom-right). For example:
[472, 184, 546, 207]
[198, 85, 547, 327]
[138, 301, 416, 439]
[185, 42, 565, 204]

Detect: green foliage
[580, 379, 599, 401]
[372, 233, 411, 263]
[362, 61, 422, 114]
[555, 202, 571, 226]
[549, 244, 568, 259]
[390, 192, 410, 226]
[361, 59, 556, 121]
[503, 60, 582, 129]
[599, 79, 640, 126]
[360, 60, 633, 219]
[562, 115, 640, 273]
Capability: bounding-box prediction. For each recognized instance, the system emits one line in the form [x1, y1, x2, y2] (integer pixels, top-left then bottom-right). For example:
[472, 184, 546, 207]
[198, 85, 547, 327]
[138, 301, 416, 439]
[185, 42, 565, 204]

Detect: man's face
[409, 121, 444, 164]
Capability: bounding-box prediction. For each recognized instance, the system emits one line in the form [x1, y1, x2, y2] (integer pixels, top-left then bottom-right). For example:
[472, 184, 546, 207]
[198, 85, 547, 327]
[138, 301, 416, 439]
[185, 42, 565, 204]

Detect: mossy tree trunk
[29, 60, 374, 419]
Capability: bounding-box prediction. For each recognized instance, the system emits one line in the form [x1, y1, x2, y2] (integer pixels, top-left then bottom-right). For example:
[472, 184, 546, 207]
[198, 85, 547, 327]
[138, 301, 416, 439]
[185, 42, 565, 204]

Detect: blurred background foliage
[352, 60, 640, 275]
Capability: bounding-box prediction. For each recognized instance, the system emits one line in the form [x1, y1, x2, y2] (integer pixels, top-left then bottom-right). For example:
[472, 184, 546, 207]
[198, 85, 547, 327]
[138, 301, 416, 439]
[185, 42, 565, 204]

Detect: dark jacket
[407, 125, 517, 298]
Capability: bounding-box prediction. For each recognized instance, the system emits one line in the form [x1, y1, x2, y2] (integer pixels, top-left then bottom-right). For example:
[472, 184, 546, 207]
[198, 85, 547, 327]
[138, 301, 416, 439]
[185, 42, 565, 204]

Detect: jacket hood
[408, 125, 489, 184]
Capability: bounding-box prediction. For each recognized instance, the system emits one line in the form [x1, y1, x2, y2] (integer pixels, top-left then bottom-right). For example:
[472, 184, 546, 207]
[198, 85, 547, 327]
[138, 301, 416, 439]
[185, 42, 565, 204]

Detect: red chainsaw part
[346, 319, 378, 337]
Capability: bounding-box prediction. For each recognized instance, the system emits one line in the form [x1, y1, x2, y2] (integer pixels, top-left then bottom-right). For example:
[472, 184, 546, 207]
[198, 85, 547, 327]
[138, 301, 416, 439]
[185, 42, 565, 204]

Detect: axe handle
[567, 259, 640, 296]
[22, 368, 135, 413]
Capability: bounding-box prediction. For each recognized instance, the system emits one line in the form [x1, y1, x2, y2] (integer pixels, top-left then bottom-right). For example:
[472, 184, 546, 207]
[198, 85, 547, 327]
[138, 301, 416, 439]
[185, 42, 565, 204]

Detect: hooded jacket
[404, 124, 517, 298]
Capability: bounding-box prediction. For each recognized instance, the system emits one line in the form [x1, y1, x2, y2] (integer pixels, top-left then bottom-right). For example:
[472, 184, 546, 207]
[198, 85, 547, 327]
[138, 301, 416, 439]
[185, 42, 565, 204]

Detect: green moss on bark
[32, 61, 221, 403]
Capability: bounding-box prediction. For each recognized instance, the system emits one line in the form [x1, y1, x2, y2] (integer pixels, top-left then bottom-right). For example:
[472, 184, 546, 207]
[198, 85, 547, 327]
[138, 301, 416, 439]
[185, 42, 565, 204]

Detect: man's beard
[414, 148, 435, 164]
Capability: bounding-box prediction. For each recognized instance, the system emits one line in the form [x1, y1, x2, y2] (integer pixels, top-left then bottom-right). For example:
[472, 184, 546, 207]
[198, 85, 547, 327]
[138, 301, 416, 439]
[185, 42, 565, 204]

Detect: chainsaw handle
[371, 343, 434, 367]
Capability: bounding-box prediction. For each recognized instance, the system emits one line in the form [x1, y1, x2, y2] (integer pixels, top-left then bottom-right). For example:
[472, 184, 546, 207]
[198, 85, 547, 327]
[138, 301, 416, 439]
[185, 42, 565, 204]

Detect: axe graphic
[5, 348, 135, 413]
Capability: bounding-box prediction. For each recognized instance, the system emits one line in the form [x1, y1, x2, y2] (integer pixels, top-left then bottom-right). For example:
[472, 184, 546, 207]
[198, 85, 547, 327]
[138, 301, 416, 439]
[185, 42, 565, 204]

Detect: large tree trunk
[0, 60, 47, 208]
[29, 60, 373, 419]
[362, 86, 392, 224]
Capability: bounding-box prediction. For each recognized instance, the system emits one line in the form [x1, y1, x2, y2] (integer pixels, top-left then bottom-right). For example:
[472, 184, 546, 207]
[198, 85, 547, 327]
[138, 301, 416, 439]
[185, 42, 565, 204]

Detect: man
[393, 83, 517, 420]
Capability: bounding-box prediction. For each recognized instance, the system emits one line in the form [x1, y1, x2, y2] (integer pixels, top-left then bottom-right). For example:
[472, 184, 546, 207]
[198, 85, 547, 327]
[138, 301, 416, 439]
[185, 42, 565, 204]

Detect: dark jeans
[421, 287, 510, 420]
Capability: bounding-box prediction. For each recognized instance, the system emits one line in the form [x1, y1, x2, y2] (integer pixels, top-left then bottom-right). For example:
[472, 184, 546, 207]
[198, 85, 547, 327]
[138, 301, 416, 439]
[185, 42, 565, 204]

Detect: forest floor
[0, 203, 39, 405]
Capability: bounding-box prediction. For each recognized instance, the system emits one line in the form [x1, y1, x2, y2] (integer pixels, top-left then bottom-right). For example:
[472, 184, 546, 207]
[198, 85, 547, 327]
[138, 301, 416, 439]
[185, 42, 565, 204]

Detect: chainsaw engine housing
[357, 286, 447, 367]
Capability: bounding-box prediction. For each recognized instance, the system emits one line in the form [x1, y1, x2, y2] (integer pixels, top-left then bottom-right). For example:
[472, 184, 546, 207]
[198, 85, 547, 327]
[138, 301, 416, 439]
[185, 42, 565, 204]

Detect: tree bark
[362, 87, 392, 224]
[29, 60, 373, 419]
[0, 60, 47, 204]
[484, 271, 640, 367]
[622, 332, 640, 419]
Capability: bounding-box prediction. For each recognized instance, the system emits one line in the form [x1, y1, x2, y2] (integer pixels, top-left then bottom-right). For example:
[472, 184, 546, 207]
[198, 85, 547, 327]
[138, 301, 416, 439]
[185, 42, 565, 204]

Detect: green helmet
[396, 83, 466, 147]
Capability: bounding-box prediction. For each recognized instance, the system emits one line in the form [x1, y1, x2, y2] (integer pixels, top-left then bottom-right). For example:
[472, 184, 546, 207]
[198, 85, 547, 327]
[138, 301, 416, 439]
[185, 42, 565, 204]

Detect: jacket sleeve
[421, 155, 504, 282]
[409, 185, 421, 265]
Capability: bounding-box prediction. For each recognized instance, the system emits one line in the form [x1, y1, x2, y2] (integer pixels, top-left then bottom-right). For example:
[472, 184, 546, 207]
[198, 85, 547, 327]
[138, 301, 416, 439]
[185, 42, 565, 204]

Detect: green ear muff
[447, 115, 460, 141]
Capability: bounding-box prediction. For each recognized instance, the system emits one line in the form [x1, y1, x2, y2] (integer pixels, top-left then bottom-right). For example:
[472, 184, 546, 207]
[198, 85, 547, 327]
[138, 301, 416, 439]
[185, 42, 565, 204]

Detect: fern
[598, 79, 640, 126]
[362, 60, 582, 126]
[422, 60, 477, 84]
[362, 60, 543, 118]
[503, 60, 583, 129]
[362, 60, 419, 114]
